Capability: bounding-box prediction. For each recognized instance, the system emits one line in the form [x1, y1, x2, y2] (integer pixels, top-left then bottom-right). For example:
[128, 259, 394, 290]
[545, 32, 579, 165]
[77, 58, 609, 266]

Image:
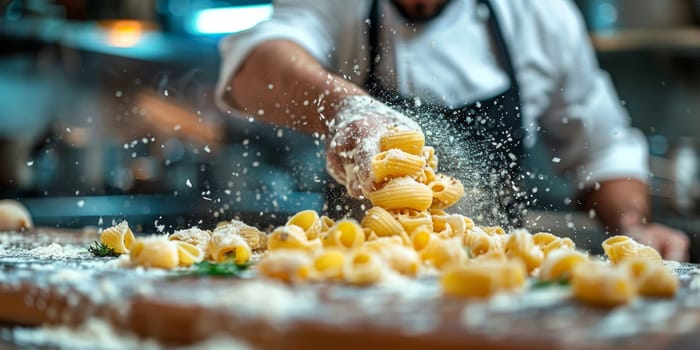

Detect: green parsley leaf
[88, 241, 120, 257]
[531, 278, 570, 289]
[175, 261, 250, 278]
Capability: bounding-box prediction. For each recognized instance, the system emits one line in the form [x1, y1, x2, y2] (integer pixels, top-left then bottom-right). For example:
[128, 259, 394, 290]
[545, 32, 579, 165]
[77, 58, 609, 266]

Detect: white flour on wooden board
[9, 318, 252, 350]
[0, 232, 89, 260]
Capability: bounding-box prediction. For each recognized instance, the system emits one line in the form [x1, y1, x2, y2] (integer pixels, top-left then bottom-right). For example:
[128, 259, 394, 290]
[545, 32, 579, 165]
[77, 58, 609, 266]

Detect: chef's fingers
[661, 229, 690, 262]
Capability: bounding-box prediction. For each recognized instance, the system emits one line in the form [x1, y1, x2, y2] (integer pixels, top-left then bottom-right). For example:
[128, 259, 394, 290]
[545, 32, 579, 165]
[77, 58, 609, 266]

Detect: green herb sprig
[531, 278, 570, 289]
[88, 241, 120, 257]
[175, 261, 250, 278]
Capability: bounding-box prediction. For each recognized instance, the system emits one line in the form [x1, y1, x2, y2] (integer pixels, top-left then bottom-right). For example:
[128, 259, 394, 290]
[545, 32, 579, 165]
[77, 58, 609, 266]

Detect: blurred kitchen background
[1, 0, 700, 258]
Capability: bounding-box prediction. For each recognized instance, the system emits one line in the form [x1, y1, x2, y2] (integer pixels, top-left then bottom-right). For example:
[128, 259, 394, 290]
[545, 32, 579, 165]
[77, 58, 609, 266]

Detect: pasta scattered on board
[93, 128, 679, 309]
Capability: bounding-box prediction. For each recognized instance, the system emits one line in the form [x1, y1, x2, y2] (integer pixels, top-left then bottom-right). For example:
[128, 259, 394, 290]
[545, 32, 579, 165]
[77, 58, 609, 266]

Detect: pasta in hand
[368, 177, 433, 211]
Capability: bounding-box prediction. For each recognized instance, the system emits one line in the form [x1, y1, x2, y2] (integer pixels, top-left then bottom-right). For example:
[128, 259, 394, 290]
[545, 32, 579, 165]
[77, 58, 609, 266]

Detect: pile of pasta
[98, 219, 267, 268]
[254, 128, 679, 306]
[97, 128, 680, 308]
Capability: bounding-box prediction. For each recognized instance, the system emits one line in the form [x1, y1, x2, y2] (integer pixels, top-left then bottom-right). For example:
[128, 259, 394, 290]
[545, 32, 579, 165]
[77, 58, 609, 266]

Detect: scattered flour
[29, 243, 65, 259]
[183, 280, 318, 323]
[10, 318, 252, 350]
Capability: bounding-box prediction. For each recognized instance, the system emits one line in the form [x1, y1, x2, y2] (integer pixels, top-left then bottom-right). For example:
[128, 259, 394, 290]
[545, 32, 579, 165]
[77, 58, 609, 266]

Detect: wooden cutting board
[2, 230, 700, 350]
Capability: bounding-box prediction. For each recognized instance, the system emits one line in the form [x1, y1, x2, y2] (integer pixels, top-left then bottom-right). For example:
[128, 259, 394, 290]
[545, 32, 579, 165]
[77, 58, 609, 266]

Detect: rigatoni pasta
[343, 249, 384, 285]
[323, 219, 365, 249]
[174, 240, 205, 267]
[423, 238, 468, 270]
[538, 249, 588, 282]
[368, 176, 433, 211]
[621, 258, 678, 298]
[393, 208, 433, 234]
[428, 174, 464, 209]
[361, 206, 404, 237]
[268, 225, 322, 252]
[169, 227, 211, 254]
[208, 228, 252, 264]
[379, 129, 425, 155]
[441, 260, 526, 298]
[100, 220, 135, 254]
[257, 249, 312, 283]
[129, 236, 179, 269]
[571, 260, 635, 307]
[505, 229, 544, 274]
[215, 220, 267, 251]
[287, 210, 323, 240]
[602, 235, 662, 264]
[371, 149, 425, 183]
[312, 249, 346, 281]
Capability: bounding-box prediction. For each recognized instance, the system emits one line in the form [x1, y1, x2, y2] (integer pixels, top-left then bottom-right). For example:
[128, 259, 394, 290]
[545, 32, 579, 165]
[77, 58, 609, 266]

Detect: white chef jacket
[215, 0, 649, 188]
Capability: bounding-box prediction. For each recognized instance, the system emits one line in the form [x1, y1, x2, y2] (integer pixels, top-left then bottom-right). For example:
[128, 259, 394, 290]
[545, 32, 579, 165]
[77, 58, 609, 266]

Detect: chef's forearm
[581, 178, 650, 233]
[226, 39, 366, 135]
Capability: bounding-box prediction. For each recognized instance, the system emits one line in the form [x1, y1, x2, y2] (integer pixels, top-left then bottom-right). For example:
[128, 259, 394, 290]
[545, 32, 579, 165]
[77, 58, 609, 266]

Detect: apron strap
[367, 0, 381, 90]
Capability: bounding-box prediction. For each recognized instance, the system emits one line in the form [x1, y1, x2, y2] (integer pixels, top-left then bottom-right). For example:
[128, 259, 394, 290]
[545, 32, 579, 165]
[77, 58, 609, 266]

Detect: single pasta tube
[312, 249, 346, 281]
[323, 219, 365, 249]
[602, 235, 662, 264]
[379, 129, 425, 155]
[372, 149, 425, 183]
[429, 174, 465, 209]
[257, 249, 313, 283]
[621, 258, 678, 298]
[343, 249, 384, 285]
[441, 260, 526, 298]
[410, 226, 433, 252]
[268, 225, 322, 252]
[175, 240, 205, 267]
[208, 231, 253, 264]
[393, 208, 433, 234]
[571, 261, 635, 307]
[100, 220, 135, 254]
[169, 227, 211, 254]
[361, 206, 404, 237]
[505, 229, 544, 274]
[287, 210, 323, 240]
[538, 249, 589, 282]
[369, 177, 433, 211]
[130, 236, 179, 269]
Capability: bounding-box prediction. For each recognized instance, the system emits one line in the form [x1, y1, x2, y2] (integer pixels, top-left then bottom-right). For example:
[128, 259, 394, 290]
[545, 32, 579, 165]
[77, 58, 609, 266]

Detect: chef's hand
[326, 95, 421, 198]
[625, 223, 690, 262]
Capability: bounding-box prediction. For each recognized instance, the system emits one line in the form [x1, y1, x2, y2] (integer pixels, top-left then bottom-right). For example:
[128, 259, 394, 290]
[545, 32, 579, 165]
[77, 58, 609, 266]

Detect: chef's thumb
[664, 242, 688, 262]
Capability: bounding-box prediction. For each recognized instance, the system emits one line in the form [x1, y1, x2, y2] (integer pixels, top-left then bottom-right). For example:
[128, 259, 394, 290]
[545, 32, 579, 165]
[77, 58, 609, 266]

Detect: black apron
[325, 0, 526, 228]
